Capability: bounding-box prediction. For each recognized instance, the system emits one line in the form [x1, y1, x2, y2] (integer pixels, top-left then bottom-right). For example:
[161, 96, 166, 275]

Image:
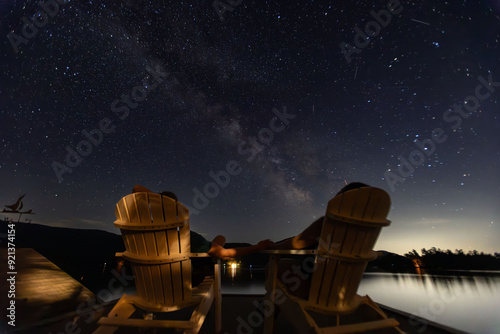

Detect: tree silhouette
[404, 248, 500, 270]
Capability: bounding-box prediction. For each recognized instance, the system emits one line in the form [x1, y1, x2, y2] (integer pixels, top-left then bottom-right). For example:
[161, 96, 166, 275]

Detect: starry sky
[1, 0, 499, 255]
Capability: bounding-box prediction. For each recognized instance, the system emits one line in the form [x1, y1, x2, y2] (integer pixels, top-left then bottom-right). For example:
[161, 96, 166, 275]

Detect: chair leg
[215, 259, 222, 333]
[185, 282, 215, 334]
[362, 295, 390, 318]
[94, 295, 137, 334]
[263, 255, 278, 334]
[358, 296, 406, 334]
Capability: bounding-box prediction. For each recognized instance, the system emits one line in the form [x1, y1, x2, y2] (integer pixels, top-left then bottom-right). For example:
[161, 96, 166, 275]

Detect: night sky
[1, 0, 499, 255]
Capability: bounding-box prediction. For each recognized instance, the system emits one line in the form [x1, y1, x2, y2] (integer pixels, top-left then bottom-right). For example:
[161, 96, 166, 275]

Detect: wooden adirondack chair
[263, 187, 405, 334]
[94, 192, 221, 334]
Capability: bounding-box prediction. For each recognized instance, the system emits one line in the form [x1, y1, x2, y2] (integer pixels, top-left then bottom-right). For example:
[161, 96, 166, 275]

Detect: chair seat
[125, 275, 216, 313]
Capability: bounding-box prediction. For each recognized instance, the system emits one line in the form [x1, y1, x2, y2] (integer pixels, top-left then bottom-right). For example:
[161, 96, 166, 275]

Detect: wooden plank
[143, 231, 158, 257]
[115, 197, 128, 222]
[317, 258, 338, 307]
[318, 318, 399, 334]
[98, 317, 195, 329]
[167, 228, 180, 255]
[162, 195, 177, 223]
[165, 200, 181, 305]
[125, 194, 141, 225]
[140, 265, 154, 304]
[179, 220, 191, 253]
[343, 265, 365, 306]
[130, 232, 140, 255]
[361, 188, 379, 220]
[349, 188, 371, 219]
[327, 195, 343, 215]
[154, 192, 191, 327]
[179, 218, 191, 304]
[263, 255, 278, 334]
[179, 219, 192, 302]
[192, 278, 213, 296]
[150, 265, 164, 305]
[170, 261, 183, 304]
[154, 231, 168, 257]
[364, 188, 391, 220]
[122, 195, 147, 257]
[318, 219, 341, 307]
[318, 215, 335, 254]
[135, 193, 157, 257]
[148, 193, 165, 223]
[214, 260, 222, 333]
[364, 230, 382, 255]
[120, 230, 136, 254]
[177, 202, 190, 221]
[326, 260, 347, 308]
[95, 296, 136, 334]
[310, 214, 337, 305]
[181, 259, 192, 302]
[134, 231, 148, 257]
[308, 256, 326, 305]
[330, 222, 347, 256]
[166, 227, 181, 304]
[160, 263, 174, 306]
[188, 277, 215, 333]
[261, 250, 317, 255]
[131, 265, 144, 300]
[337, 190, 357, 217]
[149, 193, 169, 257]
[338, 263, 357, 308]
[134, 192, 151, 224]
[340, 226, 358, 255]
[351, 228, 368, 256]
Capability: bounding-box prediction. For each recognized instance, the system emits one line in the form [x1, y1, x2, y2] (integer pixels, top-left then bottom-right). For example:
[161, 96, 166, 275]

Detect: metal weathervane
[3, 194, 35, 222]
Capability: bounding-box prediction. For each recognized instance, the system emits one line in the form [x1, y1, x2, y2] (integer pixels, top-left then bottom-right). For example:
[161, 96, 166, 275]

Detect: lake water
[221, 266, 500, 334]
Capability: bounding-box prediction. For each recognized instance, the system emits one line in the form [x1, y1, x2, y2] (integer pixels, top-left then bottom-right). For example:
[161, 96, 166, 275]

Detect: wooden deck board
[0, 248, 95, 332]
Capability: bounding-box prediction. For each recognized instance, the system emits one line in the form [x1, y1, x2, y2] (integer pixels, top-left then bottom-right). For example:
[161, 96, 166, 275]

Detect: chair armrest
[190, 253, 221, 266]
[189, 253, 212, 258]
[117, 252, 211, 258]
[260, 250, 317, 255]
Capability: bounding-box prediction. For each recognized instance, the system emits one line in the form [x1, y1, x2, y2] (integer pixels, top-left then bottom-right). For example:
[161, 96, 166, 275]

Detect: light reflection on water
[222, 266, 266, 295]
[358, 272, 500, 334]
[221, 268, 500, 334]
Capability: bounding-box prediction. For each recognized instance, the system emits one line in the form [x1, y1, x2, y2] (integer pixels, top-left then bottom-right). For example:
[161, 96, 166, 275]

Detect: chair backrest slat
[114, 193, 192, 308]
[161, 264, 175, 304]
[170, 262, 183, 303]
[178, 206, 192, 301]
[315, 258, 338, 306]
[308, 257, 324, 305]
[154, 230, 168, 258]
[162, 195, 177, 223]
[309, 187, 391, 310]
[149, 193, 165, 222]
[150, 266, 164, 304]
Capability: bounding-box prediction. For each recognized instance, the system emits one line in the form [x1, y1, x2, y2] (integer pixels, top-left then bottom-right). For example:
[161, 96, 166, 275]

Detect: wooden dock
[0, 248, 467, 334]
